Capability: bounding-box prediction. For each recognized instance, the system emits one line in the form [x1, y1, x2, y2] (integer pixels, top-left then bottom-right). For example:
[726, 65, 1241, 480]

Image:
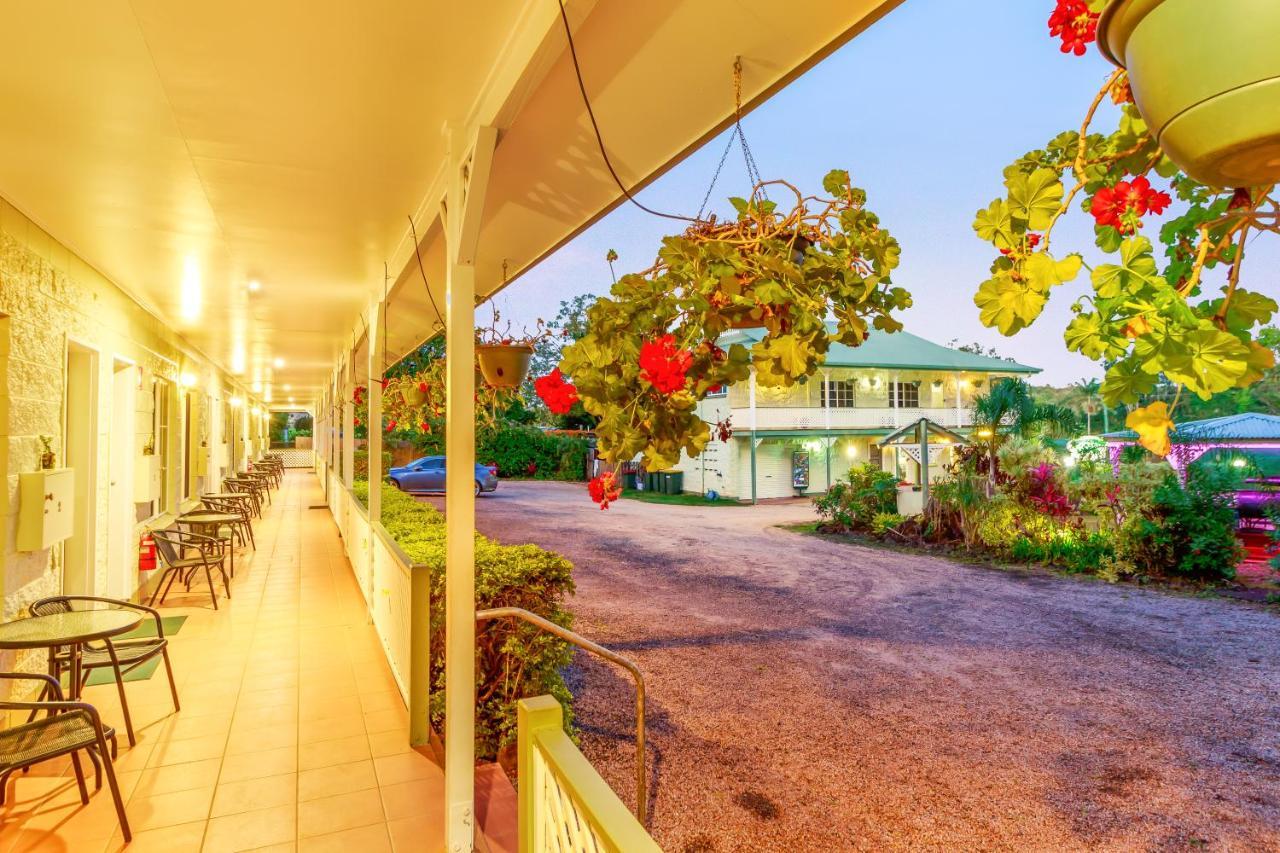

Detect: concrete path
[466, 480, 1280, 852]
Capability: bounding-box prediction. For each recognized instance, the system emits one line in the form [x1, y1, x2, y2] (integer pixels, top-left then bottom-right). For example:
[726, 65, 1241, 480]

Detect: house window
[822, 379, 856, 408]
[890, 381, 919, 408]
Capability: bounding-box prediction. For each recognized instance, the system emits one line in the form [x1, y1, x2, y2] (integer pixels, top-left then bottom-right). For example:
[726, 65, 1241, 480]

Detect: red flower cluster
[1090, 176, 1172, 234]
[534, 368, 579, 415]
[999, 232, 1042, 257]
[353, 385, 366, 405]
[385, 420, 397, 432]
[638, 335, 692, 395]
[588, 471, 622, 510]
[1048, 0, 1099, 56]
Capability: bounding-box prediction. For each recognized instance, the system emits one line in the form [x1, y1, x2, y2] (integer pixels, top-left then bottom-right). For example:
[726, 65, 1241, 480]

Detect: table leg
[69, 643, 83, 701]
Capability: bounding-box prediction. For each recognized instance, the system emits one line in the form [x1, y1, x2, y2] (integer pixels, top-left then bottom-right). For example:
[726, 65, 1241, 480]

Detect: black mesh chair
[151, 529, 232, 610]
[29, 597, 180, 747]
[0, 672, 130, 841]
[201, 495, 255, 550]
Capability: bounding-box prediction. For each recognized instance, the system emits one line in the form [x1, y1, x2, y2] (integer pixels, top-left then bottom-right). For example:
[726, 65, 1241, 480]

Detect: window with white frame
[889, 380, 919, 408]
[822, 378, 856, 408]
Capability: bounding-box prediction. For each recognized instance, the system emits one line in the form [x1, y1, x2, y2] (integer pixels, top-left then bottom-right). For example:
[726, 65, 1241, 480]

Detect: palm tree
[1072, 377, 1102, 434]
[971, 378, 1079, 482]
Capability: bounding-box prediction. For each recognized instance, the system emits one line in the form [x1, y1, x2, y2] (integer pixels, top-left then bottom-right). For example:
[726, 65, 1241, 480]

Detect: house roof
[1104, 412, 1280, 443]
[878, 417, 970, 446]
[719, 325, 1040, 374]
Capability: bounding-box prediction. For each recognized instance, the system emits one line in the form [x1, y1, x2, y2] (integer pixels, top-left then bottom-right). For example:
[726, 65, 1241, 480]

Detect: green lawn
[620, 489, 744, 507]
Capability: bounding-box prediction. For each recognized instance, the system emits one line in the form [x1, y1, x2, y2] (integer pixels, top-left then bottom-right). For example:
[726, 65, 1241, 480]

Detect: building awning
[877, 417, 969, 447]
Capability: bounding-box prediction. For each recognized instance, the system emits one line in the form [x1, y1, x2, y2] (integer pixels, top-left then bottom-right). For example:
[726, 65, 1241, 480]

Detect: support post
[891, 371, 899, 427]
[367, 298, 384, 609]
[955, 376, 963, 428]
[342, 356, 355, 492]
[822, 370, 832, 491]
[749, 369, 758, 505]
[919, 419, 930, 506]
[443, 123, 496, 853]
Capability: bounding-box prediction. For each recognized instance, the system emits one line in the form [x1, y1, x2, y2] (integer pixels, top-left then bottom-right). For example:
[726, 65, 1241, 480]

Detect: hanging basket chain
[696, 57, 767, 221]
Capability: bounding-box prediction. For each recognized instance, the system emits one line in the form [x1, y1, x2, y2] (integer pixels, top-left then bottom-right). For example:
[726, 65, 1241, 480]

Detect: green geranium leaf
[1162, 327, 1250, 399]
[1005, 167, 1063, 230]
[1095, 225, 1123, 253]
[1063, 312, 1114, 360]
[822, 169, 851, 196]
[1091, 236, 1159, 299]
[1022, 251, 1083, 293]
[975, 275, 1046, 336]
[973, 199, 1017, 250]
[1101, 359, 1157, 406]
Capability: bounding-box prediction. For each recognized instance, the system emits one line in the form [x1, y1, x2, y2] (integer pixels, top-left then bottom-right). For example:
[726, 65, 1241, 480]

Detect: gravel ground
[447, 481, 1280, 851]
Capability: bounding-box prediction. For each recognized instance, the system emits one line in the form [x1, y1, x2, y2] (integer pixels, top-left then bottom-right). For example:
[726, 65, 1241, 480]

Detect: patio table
[0, 609, 143, 700]
[178, 510, 242, 578]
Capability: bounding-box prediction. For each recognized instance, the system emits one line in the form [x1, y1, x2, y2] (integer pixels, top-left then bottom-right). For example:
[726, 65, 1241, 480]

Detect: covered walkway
[0, 471, 452, 853]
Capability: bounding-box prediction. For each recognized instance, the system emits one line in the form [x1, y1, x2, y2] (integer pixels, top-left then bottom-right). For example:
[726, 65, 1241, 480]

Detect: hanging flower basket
[400, 383, 428, 407]
[475, 343, 534, 388]
[1098, 0, 1280, 186]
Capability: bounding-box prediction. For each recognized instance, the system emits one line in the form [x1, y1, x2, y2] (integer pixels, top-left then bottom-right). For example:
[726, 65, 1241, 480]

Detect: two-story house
[672, 325, 1041, 501]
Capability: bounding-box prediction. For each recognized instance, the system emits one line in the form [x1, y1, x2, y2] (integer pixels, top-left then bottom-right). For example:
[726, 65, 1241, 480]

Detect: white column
[955, 375, 963, 427]
[443, 124, 494, 853]
[342, 356, 355, 490]
[891, 371, 899, 427]
[367, 298, 384, 609]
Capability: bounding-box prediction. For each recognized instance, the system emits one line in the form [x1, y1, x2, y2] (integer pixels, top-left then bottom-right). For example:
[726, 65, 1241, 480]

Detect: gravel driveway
[459, 481, 1280, 851]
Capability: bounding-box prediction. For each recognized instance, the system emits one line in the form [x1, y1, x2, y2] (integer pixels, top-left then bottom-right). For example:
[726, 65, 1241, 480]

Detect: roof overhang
[0, 0, 904, 402]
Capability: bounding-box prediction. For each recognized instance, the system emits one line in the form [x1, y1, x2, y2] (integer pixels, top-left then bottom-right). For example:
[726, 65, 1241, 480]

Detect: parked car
[388, 456, 498, 496]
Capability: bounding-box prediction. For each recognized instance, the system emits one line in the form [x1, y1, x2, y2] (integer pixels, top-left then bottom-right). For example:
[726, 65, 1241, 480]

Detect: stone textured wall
[0, 195, 258, 688]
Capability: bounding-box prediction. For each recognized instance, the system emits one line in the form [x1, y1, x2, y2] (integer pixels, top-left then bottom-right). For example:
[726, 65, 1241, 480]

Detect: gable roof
[719, 325, 1040, 374]
[1105, 412, 1280, 442]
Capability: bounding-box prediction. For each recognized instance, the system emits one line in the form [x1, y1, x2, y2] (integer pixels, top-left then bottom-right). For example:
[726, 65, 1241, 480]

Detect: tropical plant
[973, 1, 1279, 459]
[813, 463, 900, 532]
[556, 170, 910, 506]
[1116, 466, 1244, 582]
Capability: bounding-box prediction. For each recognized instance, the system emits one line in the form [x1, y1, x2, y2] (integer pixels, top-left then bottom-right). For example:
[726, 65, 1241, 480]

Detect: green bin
[660, 470, 683, 494]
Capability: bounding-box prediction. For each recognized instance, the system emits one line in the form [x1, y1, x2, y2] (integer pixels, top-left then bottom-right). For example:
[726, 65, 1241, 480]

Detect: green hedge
[352, 450, 393, 486]
[352, 481, 575, 760]
[413, 423, 589, 481]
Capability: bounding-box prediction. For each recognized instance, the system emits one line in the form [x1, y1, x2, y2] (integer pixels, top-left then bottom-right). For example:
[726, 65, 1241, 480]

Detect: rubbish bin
[658, 470, 683, 494]
[621, 471, 638, 490]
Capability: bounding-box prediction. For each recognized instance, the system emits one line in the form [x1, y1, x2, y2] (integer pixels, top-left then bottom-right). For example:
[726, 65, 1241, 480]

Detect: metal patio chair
[29, 597, 180, 748]
[0, 672, 130, 841]
[201, 494, 255, 550]
[151, 529, 232, 610]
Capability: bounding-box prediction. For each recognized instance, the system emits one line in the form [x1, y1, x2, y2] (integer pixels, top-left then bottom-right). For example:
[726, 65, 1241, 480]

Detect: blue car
[388, 456, 499, 496]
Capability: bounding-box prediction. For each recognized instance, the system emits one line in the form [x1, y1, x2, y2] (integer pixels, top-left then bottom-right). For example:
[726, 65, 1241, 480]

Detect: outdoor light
[977, 427, 994, 439]
[273, 357, 285, 369]
[247, 279, 261, 293]
[180, 372, 197, 388]
[229, 396, 243, 408]
[180, 256, 201, 320]
[845, 444, 857, 459]
[1232, 457, 1247, 468]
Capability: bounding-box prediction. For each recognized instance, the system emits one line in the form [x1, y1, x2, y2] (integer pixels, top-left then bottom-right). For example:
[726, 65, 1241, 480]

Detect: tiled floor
[0, 471, 446, 852]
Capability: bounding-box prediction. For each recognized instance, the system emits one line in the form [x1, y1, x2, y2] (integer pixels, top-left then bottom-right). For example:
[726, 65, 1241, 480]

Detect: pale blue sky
[497, 0, 1277, 387]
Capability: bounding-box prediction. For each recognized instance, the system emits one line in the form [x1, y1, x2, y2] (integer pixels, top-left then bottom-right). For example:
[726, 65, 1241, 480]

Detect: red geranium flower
[638, 334, 692, 395]
[385, 420, 396, 432]
[1090, 176, 1172, 234]
[1048, 0, 1099, 57]
[534, 368, 579, 415]
[588, 471, 622, 510]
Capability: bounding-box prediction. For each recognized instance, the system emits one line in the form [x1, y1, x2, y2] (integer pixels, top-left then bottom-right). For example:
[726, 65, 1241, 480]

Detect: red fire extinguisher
[138, 533, 157, 571]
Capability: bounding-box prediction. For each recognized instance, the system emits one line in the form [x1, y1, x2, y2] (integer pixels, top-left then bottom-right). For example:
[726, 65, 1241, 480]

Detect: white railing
[729, 406, 970, 430]
[519, 696, 660, 853]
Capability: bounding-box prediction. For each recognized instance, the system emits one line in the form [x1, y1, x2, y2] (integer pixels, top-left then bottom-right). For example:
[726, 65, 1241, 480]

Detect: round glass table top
[0, 609, 143, 649]
[179, 511, 241, 523]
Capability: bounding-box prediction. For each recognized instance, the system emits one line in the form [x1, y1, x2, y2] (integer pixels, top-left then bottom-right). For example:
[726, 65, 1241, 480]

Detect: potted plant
[971, 2, 1280, 457]
[38, 435, 56, 470]
[1096, 0, 1280, 188]
[474, 308, 551, 389]
[555, 170, 910, 506]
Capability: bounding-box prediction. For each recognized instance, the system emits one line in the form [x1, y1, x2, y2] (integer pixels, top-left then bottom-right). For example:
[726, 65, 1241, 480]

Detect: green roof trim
[719, 325, 1040, 374]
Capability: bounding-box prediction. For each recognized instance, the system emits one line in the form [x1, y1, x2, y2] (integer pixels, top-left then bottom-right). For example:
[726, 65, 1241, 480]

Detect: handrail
[475, 606, 648, 826]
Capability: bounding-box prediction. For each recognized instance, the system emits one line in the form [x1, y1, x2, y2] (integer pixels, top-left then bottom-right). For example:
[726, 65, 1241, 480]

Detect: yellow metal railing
[518, 696, 661, 853]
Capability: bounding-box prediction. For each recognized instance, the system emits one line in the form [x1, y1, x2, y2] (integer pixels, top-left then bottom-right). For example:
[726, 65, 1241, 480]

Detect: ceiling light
[288, 396, 295, 404]
[247, 279, 261, 293]
[180, 257, 202, 321]
[231, 348, 246, 374]
[283, 384, 291, 391]
[252, 381, 263, 393]
[180, 372, 197, 388]
[273, 357, 285, 369]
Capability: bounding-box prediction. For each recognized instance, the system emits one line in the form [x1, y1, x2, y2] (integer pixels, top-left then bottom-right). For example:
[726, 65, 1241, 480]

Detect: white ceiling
[0, 0, 903, 402]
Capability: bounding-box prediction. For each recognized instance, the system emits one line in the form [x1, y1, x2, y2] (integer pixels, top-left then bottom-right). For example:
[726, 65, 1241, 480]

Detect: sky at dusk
[495, 0, 1278, 387]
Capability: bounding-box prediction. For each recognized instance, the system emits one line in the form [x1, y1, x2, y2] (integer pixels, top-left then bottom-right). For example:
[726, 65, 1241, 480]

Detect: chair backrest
[29, 597, 73, 617]
[151, 529, 183, 565]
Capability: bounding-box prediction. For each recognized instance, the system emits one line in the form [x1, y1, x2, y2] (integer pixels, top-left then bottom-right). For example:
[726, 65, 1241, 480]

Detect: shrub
[362, 481, 576, 760]
[413, 423, 590, 481]
[870, 512, 907, 536]
[352, 450, 394, 487]
[814, 464, 899, 531]
[1117, 468, 1242, 582]
[975, 496, 1066, 550]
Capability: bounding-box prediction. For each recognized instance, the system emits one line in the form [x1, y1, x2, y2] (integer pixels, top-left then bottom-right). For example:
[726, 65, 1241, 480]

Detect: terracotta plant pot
[400, 385, 427, 407]
[1098, 0, 1280, 187]
[476, 344, 534, 388]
